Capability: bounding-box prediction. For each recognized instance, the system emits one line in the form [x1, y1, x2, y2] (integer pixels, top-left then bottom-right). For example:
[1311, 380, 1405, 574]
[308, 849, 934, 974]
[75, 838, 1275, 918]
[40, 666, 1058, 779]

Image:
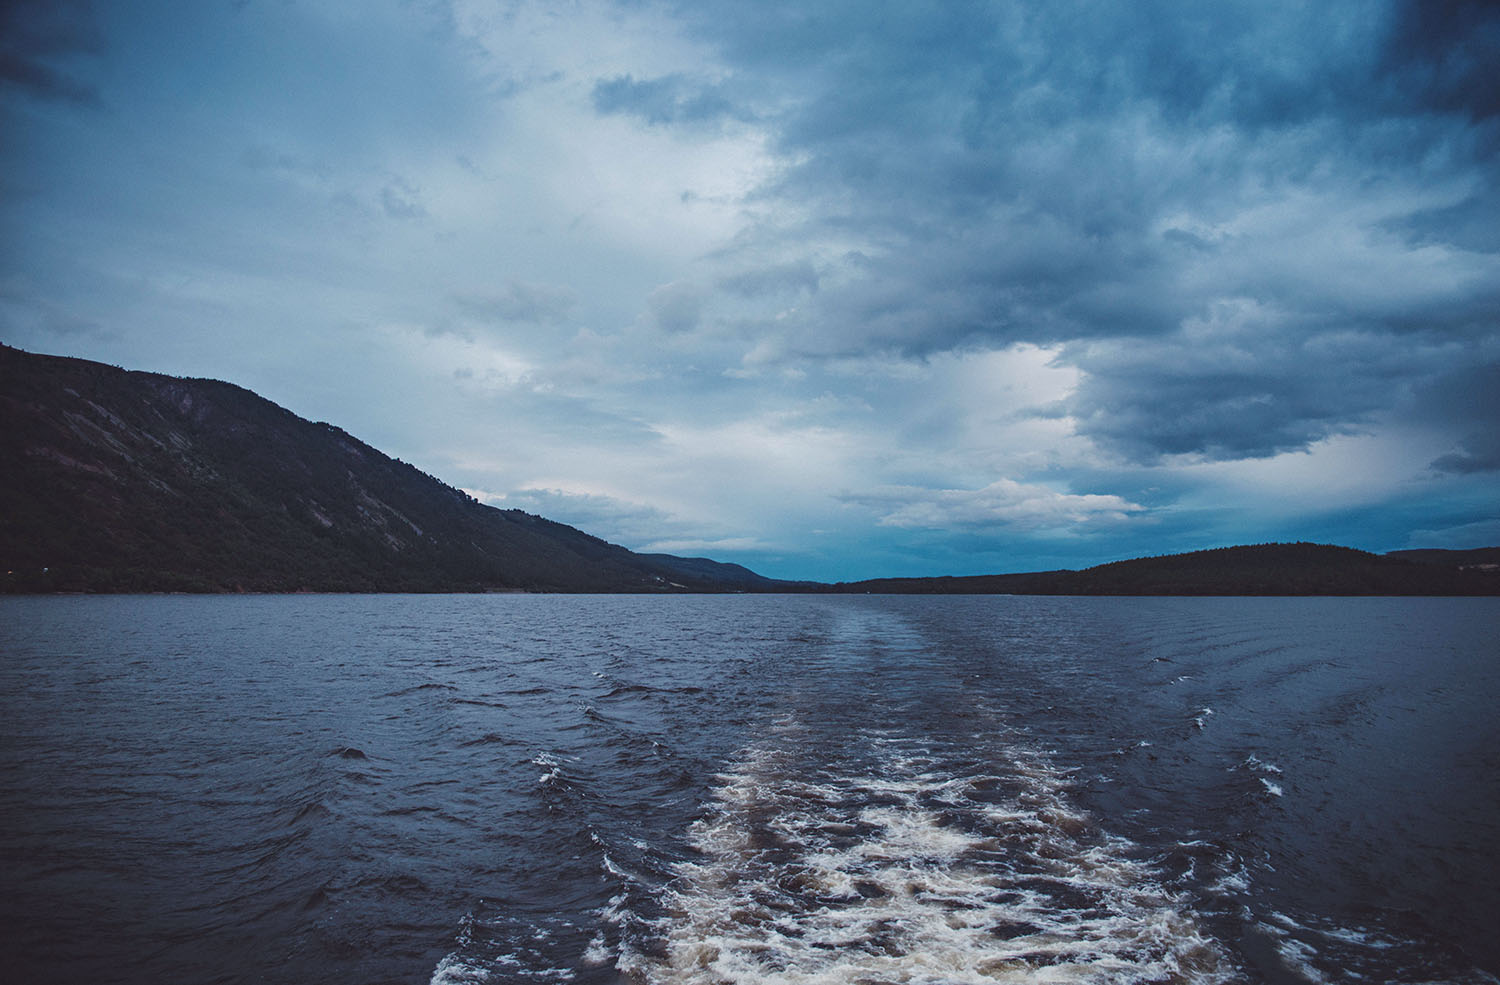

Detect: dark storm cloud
[1419, 361, 1500, 474]
[1381, 0, 1500, 121]
[1388, 191, 1500, 254]
[1065, 354, 1384, 463]
[0, 0, 104, 106]
[1431, 434, 1500, 475]
[645, 0, 1500, 463]
[777, 218, 1189, 358]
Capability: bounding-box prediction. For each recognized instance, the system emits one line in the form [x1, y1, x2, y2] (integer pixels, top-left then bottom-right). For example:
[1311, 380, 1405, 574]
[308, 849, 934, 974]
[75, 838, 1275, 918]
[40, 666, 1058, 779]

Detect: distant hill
[0, 345, 800, 593]
[832, 543, 1500, 596]
[1384, 547, 1500, 569]
[638, 553, 796, 591]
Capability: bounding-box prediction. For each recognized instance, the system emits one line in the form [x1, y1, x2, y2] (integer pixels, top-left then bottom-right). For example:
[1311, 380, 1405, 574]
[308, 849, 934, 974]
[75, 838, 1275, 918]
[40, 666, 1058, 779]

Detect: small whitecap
[1275, 935, 1329, 983]
[1243, 754, 1283, 775]
[582, 932, 611, 966]
[428, 954, 492, 984]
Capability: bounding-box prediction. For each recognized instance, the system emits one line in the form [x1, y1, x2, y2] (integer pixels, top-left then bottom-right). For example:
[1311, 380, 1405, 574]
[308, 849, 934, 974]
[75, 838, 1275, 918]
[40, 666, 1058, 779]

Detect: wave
[381, 683, 460, 698]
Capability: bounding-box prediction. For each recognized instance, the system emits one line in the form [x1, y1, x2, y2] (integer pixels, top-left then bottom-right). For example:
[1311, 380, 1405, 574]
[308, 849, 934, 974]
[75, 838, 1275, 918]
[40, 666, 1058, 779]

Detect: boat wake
[622, 721, 1238, 984]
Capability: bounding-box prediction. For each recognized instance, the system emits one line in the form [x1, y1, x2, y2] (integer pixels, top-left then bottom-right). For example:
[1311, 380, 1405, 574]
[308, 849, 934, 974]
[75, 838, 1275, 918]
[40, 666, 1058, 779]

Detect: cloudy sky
[3, 0, 1497, 580]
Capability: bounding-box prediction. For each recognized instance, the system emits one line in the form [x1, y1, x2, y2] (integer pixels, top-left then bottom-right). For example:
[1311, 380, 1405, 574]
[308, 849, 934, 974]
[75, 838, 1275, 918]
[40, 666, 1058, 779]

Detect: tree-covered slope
[833, 543, 1500, 596]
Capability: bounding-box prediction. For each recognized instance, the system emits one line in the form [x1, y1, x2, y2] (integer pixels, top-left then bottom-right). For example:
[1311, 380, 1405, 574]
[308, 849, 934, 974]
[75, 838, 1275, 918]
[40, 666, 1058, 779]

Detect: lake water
[1, 594, 1497, 984]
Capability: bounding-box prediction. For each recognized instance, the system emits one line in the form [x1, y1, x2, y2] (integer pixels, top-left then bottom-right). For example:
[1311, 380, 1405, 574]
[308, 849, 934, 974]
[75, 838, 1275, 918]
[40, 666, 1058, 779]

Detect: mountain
[638, 553, 795, 591]
[831, 542, 1500, 596]
[4, 345, 1496, 596]
[0, 345, 801, 594]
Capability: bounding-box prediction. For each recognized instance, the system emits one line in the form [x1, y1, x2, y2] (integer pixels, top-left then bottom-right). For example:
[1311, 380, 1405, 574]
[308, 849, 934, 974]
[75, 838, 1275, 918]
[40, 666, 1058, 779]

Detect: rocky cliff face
[0, 345, 764, 593]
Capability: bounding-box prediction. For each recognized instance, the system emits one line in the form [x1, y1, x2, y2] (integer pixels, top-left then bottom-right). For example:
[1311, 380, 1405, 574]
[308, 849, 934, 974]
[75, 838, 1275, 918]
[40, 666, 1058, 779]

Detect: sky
[2, 0, 1497, 581]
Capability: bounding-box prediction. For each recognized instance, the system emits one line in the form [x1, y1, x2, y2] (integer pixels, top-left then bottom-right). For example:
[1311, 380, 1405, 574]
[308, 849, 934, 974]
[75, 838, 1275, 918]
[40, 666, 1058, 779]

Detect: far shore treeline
[4, 345, 1497, 597]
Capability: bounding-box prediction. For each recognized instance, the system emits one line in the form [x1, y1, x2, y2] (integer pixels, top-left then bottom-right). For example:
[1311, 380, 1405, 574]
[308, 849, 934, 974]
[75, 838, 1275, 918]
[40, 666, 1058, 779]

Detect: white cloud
[637, 536, 770, 555]
[852, 479, 1145, 532]
[1174, 426, 1452, 513]
[446, 0, 774, 263]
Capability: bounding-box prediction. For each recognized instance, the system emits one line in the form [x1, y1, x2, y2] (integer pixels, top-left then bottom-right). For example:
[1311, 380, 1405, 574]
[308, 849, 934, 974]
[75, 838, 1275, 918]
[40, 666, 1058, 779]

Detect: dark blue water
[1, 595, 1496, 984]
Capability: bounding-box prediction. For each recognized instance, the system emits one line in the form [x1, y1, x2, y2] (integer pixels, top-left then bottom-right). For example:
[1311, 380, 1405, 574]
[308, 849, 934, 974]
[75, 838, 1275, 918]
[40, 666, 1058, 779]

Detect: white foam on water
[1243, 910, 1500, 985]
[534, 752, 563, 786]
[1207, 868, 1250, 895]
[1310, 924, 1396, 950]
[583, 931, 612, 966]
[1272, 936, 1329, 984]
[1242, 756, 1282, 775]
[1231, 756, 1284, 799]
[429, 954, 493, 984]
[626, 735, 1241, 985]
[603, 849, 656, 888]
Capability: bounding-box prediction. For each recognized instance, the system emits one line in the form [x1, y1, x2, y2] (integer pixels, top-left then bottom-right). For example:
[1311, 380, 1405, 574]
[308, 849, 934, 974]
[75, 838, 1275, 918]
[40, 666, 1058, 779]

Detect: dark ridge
[1385, 547, 1500, 568]
[637, 553, 814, 591]
[0, 344, 796, 594]
[829, 543, 1500, 596]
